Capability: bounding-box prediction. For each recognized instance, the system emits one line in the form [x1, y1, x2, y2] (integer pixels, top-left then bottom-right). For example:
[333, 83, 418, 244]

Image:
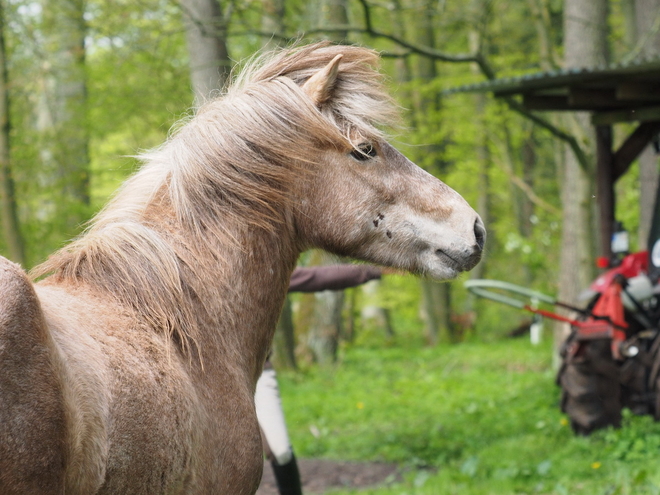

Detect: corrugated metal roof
[443, 57, 660, 123]
[443, 57, 660, 97]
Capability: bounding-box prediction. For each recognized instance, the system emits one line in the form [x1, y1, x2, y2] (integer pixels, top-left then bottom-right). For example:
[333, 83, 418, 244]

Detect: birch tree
[556, 0, 609, 344]
[633, 0, 660, 246]
[179, 0, 231, 104]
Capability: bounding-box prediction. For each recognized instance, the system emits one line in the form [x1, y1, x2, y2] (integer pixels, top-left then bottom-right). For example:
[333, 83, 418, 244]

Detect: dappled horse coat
[0, 43, 484, 494]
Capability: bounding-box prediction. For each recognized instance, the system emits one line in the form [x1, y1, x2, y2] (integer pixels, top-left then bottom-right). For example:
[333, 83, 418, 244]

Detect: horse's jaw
[416, 245, 479, 280]
[352, 200, 484, 281]
[402, 212, 485, 280]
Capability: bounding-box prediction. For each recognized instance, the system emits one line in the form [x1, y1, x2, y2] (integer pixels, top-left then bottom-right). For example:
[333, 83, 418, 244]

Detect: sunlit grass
[277, 335, 660, 494]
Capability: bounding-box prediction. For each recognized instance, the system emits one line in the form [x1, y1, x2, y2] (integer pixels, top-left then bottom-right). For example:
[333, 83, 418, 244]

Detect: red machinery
[466, 239, 660, 434]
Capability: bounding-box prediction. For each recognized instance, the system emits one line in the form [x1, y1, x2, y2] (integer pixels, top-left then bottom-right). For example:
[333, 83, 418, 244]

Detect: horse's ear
[301, 54, 343, 107]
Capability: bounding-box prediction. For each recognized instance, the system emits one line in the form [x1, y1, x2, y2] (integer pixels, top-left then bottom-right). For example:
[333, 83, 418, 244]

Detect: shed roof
[445, 58, 660, 125]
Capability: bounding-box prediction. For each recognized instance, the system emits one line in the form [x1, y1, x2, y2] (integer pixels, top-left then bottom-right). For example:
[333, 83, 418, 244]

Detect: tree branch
[492, 134, 562, 216]
[234, 0, 588, 170]
[350, 0, 587, 168]
[501, 97, 590, 170]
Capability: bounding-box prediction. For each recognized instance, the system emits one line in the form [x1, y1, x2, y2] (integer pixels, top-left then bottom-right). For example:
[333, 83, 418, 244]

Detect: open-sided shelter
[446, 58, 660, 260]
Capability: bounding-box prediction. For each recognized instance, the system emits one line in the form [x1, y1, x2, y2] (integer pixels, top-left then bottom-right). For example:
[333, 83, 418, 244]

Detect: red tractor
[467, 221, 660, 434]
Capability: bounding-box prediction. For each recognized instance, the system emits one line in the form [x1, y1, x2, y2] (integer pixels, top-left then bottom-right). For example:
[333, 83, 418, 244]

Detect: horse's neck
[159, 208, 300, 386]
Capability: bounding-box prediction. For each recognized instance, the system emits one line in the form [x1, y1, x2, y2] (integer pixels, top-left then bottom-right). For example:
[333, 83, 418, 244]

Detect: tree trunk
[421, 280, 455, 344]
[179, 0, 231, 104]
[622, 0, 637, 49]
[0, 0, 24, 265]
[271, 296, 297, 370]
[307, 273, 345, 365]
[634, 0, 660, 247]
[639, 145, 659, 248]
[634, 0, 660, 54]
[556, 0, 609, 347]
[360, 281, 394, 339]
[527, 0, 560, 70]
[37, 0, 89, 240]
[261, 0, 285, 51]
[564, 0, 610, 68]
[322, 0, 349, 41]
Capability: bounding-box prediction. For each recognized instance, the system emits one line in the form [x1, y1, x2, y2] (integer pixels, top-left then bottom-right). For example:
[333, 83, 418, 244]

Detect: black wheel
[557, 337, 622, 435]
[620, 334, 655, 417]
[647, 333, 660, 420]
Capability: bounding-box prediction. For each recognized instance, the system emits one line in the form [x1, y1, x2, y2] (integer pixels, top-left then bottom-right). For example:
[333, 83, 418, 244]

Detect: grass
[276, 334, 660, 494]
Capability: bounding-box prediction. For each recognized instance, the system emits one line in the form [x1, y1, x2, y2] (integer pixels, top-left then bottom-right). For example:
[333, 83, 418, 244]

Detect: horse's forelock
[230, 42, 399, 141]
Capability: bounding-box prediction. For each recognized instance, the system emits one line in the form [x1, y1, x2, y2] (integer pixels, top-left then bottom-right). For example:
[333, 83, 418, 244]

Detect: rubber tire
[557, 339, 622, 435]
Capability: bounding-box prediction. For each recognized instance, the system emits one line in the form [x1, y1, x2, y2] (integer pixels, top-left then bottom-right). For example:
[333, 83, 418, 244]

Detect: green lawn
[277, 336, 660, 494]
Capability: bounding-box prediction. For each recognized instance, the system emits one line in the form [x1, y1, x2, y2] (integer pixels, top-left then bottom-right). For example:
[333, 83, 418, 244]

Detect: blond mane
[31, 42, 399, 351]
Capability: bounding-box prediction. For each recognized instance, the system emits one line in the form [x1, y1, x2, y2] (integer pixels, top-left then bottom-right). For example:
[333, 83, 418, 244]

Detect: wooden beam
[613, 120, 660, 180]
[568, 87, 620, 108]
[524, 89, 633, 111]
[616, 82, 660, 101]
[592, 105, 660, 125]
[596, 125, 615, 260]
[522, 94, 569, 110]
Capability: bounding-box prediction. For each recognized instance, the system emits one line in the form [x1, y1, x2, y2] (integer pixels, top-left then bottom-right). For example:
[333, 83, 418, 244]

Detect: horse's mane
[31, 42, 399, 350]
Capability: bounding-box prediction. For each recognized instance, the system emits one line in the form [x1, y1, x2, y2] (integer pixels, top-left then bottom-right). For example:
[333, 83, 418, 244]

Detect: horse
[0, 42, 485, 494]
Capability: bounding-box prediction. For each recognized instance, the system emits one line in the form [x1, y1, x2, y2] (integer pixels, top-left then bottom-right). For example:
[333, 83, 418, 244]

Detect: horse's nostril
[474, 218, 486, 251]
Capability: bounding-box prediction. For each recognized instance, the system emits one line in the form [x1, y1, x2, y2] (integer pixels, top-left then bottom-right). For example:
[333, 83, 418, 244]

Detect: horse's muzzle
[436, 217, 485, 272]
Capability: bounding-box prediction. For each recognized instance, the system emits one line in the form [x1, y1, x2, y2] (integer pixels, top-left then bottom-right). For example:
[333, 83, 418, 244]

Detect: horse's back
[0, 256, 68, 494]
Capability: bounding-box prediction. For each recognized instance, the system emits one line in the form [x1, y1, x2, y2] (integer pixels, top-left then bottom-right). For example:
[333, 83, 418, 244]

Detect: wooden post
[596, 125, 615, 260]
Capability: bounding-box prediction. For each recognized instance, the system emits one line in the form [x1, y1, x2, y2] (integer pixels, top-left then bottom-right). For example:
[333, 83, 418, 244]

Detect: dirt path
[256, 459, 401, 494]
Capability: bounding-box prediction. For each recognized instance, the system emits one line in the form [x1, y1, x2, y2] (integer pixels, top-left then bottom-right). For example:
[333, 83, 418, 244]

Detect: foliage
[85, 0, 192, 207]
[0, 1, 657, 492]
[0, 0, 652, 334]
[278, 335, 660, 494]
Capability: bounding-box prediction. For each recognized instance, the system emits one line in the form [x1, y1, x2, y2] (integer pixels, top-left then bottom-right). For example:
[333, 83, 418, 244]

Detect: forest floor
[252, 337, 660, 494]
[256, 459, 401, 494]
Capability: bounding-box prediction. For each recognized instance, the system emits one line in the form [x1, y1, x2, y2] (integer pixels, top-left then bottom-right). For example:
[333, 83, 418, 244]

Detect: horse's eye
[350, 143, 377, 161]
